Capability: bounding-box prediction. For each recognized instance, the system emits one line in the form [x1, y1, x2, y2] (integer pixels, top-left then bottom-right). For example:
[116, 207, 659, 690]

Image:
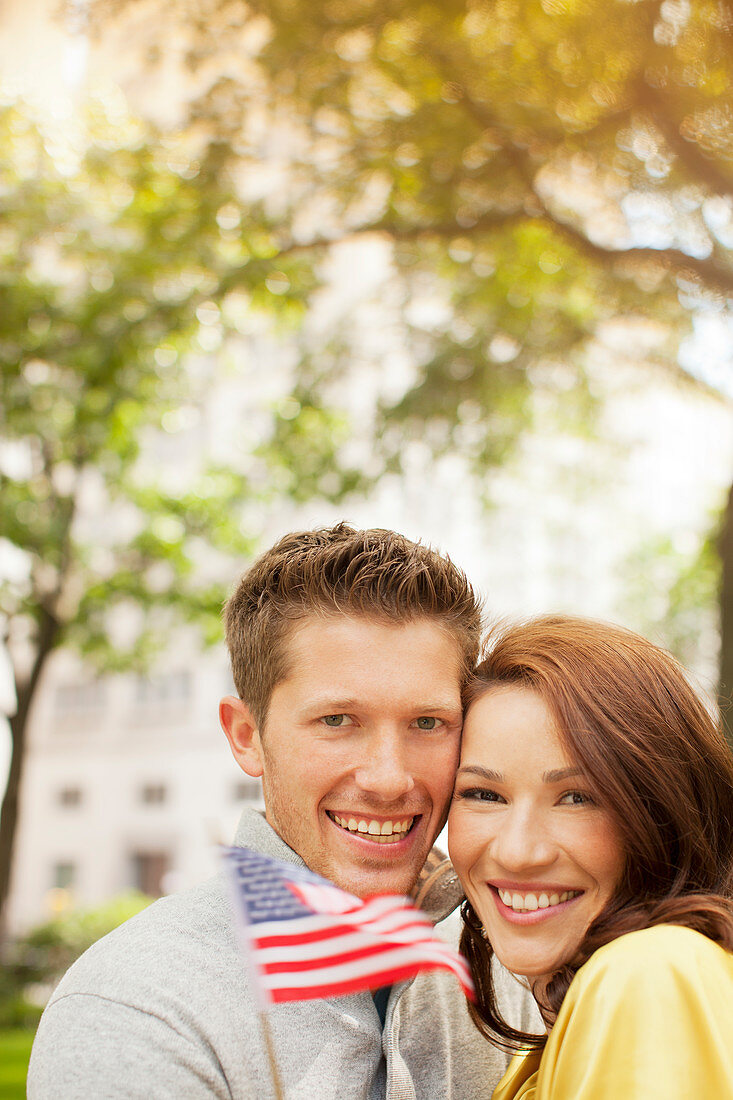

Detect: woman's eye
[321, 714, 351, 727]
[559, 790, 594, 806]
[456, 787, 503, 803]
[413, 716, 441, 730]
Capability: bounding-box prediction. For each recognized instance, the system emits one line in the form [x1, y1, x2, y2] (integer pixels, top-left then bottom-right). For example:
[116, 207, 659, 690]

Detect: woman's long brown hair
[459, 615, 733, 1052]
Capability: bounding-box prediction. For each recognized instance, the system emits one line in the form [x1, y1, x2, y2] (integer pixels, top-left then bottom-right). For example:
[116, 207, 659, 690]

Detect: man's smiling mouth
[327, 812, 416, 844]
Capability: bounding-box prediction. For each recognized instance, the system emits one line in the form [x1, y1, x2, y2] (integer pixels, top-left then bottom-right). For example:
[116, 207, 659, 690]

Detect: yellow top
[492, 924, 733, 1100]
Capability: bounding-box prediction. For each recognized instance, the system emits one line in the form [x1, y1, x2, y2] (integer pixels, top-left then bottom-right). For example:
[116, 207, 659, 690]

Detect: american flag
[223, 846, 475, 1004]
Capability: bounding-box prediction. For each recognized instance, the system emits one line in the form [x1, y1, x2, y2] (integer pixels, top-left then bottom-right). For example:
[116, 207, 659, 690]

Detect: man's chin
[324, 855, 426, 900]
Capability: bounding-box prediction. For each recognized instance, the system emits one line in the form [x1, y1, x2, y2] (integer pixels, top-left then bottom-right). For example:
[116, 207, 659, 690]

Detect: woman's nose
[491, 806, 556, 872]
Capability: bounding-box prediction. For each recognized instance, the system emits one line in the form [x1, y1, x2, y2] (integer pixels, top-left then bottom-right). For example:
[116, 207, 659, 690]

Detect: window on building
[53, 862, 75, 890]
[232, 779, 261, 802]
[132, 852, 169, 897]
[56, 680, 106, 714]
[58, 786, 83, 808]
[140, 783, 167, 805]
[134, 670, 191, 707]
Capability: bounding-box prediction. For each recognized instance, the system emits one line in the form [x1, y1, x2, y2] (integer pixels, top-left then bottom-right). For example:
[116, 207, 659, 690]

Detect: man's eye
[414, 716, 440, 730]
[322, 714, 349, 727]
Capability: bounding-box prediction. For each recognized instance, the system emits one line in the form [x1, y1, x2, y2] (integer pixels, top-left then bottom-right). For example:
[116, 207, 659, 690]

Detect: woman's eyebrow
[542, 766, 583, 783]
[455, 764, 503, 781]
[455, 765, 585, 783]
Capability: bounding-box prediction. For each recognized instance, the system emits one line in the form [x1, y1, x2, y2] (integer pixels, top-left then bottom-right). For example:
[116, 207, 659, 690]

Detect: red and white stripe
[247, 894, 474, 1002]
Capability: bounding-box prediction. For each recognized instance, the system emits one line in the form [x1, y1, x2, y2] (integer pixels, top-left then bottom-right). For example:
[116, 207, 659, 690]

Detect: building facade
[6, 642, 262, 933]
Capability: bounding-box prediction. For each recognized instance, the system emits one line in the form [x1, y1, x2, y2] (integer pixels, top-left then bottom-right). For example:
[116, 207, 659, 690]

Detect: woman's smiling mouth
[327, 812, 417, 844]
[488, 883, 585, 921]
[496, 887, 583, 913]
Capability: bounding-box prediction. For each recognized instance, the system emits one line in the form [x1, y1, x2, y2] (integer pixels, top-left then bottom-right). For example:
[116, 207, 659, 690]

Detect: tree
[618, 525, 722, 677]
[89, 0, 733, 736]
[0, 97, 361, 931]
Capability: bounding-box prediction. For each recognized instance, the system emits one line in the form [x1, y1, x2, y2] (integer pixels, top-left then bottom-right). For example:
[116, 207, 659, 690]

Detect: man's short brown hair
[224, 523, 482, 728]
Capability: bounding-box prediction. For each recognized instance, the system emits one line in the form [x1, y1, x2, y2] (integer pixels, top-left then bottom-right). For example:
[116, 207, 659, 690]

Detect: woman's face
[448, 685, 625, 985]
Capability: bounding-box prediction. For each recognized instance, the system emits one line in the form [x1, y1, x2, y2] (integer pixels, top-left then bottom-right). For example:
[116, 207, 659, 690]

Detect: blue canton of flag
[223, 846, 475, 1005]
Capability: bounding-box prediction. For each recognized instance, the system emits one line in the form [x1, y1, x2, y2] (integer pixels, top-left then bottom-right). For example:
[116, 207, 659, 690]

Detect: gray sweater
[28, 809, 538, 1099]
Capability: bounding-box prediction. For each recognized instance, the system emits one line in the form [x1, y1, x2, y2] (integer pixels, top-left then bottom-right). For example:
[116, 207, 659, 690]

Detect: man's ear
[219, 696, 264, 777]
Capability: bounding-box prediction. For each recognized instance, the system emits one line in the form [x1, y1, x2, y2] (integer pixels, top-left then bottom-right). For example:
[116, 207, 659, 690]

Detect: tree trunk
[0, 608, 58, 941]
[719, 479, 733, 750]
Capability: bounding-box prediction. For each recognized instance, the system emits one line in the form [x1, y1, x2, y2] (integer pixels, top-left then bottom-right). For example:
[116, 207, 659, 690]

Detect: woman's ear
[219, 696, 264, 777]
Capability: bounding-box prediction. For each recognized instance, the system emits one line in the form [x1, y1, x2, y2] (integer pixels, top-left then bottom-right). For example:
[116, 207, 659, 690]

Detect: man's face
[239, 615, 464, 898]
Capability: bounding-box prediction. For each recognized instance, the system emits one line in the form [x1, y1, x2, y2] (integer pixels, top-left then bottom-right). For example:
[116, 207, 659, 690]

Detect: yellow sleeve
[535, 925, 733, 1100]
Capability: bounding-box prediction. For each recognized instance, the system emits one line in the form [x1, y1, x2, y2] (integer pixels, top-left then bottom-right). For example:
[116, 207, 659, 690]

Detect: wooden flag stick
[259, 1009, 284, 1100]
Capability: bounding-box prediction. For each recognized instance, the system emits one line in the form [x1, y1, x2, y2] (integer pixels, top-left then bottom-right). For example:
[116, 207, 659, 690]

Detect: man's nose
[353, 731, 415, 801]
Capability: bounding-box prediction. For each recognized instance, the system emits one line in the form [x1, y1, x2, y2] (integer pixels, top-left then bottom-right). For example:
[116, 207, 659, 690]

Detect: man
[29, 524, 537, 1098]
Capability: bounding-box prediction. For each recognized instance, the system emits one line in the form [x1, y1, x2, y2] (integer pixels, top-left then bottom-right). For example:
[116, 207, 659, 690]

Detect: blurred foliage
[0, 96, 359, 668]
[90, 0, 733, 470]
[1, 892, 152, 1023]
[19, 890, 153, 979]
[0, 94, 368, 677]
[618, 525, 721, 673]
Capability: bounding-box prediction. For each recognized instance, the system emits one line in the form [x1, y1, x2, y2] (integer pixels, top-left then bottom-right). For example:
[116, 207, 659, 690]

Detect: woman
[448, 615, 733, 1099]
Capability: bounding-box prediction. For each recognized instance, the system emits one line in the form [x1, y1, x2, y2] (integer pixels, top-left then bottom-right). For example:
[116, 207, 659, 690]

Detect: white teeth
[329, 813, 414, 843]
[498, 888, 581, 913]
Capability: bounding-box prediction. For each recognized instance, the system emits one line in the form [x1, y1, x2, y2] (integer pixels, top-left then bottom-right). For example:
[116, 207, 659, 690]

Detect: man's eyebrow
[303, 697, 361, 712]
[302, 697, 461, 715]
[416, 702, 463, 716]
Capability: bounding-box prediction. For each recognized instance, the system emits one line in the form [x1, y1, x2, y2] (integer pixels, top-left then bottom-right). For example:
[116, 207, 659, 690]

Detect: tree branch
[636, 80, 733, 199]
[541, 212, 733, 296]
[267, 205, 733, 297]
